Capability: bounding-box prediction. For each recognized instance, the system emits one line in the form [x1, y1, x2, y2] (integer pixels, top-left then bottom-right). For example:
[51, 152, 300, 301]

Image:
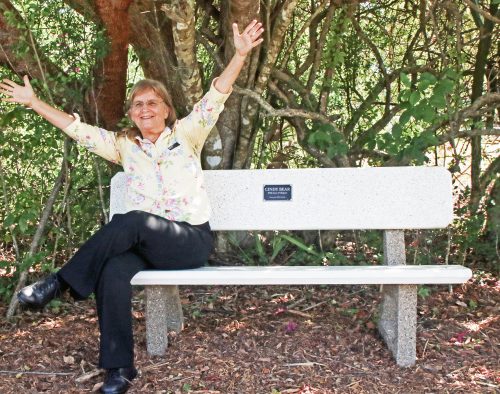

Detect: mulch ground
[0, 272, 498, 394]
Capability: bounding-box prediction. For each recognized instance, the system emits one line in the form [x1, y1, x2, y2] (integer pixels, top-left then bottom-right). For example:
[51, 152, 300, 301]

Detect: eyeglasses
[131, 100, 165, 111]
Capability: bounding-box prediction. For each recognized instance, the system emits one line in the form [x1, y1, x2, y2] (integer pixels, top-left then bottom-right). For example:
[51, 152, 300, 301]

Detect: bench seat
[131, 265, 472, 286]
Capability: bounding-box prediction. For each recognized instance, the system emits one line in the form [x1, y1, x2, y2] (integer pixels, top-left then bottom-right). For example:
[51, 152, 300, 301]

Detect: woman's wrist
[234, 52, 247, 62]
[28, 96, 40, 109]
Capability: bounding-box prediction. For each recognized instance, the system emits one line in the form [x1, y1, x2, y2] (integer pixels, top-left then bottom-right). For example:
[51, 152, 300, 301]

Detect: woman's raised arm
[1, 75, 121, 164]
[214, 20, 264, 94]
[0, 75, 75, 130]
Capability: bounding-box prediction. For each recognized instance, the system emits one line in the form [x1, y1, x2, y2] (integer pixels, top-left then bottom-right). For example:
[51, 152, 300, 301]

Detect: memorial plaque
[264, 185, 292, 201]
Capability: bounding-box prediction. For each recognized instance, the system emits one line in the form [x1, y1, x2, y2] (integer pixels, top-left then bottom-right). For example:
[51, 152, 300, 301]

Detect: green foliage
[10, 0, 106, 83]
[230, 232, 289, 266]
[0, 268, 16, 300]
[417, 286, 431, 299]
[251, 118, 319, 169]
[375, 69, 460, 164]
[307, 123, 349, 159]
[231, 231, 360, 267]
[279, 234, 320, 257]
[0, 0, 111, 300]
[452, 187, 499, 274]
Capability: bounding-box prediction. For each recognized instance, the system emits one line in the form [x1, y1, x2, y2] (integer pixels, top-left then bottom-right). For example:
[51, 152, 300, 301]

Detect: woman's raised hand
[232, 20, 264, 58]
[0, 75, 74, 130]
[0, 75, 36, 107]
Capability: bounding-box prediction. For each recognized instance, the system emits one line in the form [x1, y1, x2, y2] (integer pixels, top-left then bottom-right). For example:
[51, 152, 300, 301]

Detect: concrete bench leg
[145, 285, 184, 356]
[378, 230, 417, 367]
[378, 284, 417, 367]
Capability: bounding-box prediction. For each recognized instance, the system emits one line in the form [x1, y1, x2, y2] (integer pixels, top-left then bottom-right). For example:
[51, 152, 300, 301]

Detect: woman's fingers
[23, 75, 31, 87]
[243, 22, 262, 39]
[232, 22, 240, 37]
[251, 27, 264, 40]
[248, 23, 262, 36]
[251, 37, 264, 48]
[1, 79, 18, 89]
[0, 76, 33, 105]
[0, 83, 14, 92]
[242, 19, 258, 35]
[233, 19, 264, 40]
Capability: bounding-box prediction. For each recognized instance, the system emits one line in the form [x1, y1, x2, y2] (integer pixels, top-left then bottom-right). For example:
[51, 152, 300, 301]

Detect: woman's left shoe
[17, 273, 65, 308]
[100, 367, 138, 394]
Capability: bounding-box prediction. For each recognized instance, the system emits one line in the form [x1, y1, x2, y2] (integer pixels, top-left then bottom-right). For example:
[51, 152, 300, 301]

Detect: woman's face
[129, 89, 170, 138]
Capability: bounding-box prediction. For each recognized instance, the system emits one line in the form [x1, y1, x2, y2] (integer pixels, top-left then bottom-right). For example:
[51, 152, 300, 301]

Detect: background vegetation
[0, 0, 498, 315]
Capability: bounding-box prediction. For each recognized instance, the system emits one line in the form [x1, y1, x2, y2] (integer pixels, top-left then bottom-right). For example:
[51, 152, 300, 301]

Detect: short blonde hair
[123, 79, 177, 141]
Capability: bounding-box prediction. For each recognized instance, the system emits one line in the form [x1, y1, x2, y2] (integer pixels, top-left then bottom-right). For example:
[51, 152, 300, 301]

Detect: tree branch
[386, 93, 500, 166]
[426, 94, 500, 139]
[353, 105, 400, 150]
[465, 0, 500, 25]
[196, 0, 220, 22]
[232, 85, 341, 129]
[344, 65, 433, 136]
[161, 0, 203, 108]
[306, 1, 335, 92]
[351, 14, 390, 115]
[439, 128, 500, 143]
[6, 138, 72, 319]
[272, 69, 318, 110]
[280, 0, 330, 67]
[128, 2, 188, 111]
[479, 155, 500, 193]
[234, 0, 299, 168]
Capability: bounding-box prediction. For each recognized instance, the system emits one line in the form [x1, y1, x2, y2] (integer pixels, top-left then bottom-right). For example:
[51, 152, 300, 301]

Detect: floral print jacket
[62, 80, 231, 225]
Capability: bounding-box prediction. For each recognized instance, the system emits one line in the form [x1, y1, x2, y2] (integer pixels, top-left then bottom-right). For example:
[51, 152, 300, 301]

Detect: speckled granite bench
[110, 167, 472, 367]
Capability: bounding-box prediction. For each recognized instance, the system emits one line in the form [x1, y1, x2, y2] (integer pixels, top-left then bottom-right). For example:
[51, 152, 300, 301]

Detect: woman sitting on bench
[0, 20, 263, 394]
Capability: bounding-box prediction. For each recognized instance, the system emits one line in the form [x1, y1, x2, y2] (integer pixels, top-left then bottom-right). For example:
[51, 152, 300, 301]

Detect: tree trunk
[162, 0, 203, 108]
[469, 3, 498, 213]
[233, 0, 298, 169]
[88, 0, 134, 128]
[215, 0, 261, 169]
[129, 2, 188, 113]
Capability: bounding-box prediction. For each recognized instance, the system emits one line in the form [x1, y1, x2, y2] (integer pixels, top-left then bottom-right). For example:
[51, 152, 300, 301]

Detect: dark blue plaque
[264, 184, 292, 201]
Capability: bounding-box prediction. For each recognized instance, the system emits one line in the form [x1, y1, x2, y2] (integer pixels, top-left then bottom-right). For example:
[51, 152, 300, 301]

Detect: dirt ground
[0, 271, 498, 394]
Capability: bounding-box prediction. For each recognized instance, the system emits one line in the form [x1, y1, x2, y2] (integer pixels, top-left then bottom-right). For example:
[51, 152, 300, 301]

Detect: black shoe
[17, 273, 64, 309]
[100, 367, 138, 394]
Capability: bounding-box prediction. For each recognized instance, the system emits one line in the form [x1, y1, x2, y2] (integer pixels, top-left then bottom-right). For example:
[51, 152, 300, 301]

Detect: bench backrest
[110, 167, 452, 231]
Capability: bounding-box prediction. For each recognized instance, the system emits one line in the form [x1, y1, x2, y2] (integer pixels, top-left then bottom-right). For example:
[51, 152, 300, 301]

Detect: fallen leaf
[284, 321, 298, 333]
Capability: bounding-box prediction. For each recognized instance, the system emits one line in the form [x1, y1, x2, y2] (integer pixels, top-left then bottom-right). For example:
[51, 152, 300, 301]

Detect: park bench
[110, 167, 472, 367]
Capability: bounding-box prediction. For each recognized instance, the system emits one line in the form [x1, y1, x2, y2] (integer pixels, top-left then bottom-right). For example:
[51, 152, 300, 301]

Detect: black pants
[58, 210, 213, 369]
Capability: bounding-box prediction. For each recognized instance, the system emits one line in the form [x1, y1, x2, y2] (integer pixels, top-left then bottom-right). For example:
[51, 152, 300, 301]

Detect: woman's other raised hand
[232, 20, 264, 58]
[0, 75, 36, 107]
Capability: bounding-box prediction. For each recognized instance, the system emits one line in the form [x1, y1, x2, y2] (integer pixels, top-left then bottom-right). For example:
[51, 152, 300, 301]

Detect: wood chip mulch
[0, 272, 498, 393]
